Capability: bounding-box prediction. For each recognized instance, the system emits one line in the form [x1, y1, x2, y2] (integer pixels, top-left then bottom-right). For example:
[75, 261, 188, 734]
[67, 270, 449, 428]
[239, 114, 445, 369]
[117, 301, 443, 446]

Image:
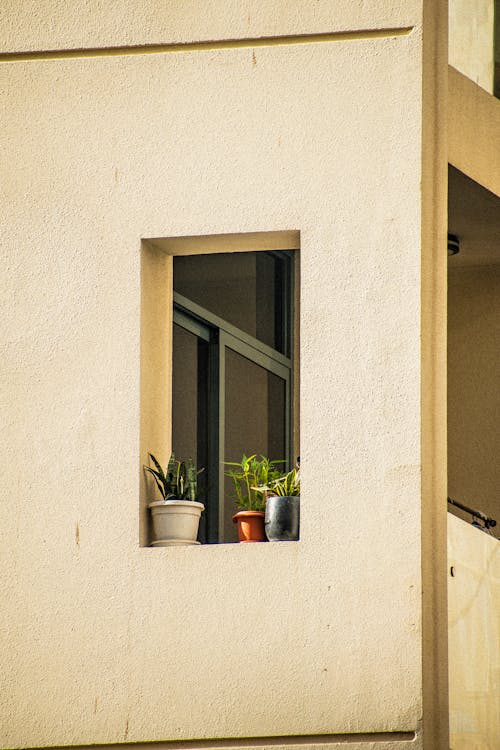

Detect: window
[172, 250, 296, 543]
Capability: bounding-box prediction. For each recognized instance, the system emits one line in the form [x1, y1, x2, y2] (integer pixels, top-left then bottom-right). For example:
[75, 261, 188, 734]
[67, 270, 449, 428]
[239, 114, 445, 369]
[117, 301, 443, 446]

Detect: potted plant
[145, 453, 204, 546]
[259, 464, 300, 542]
[224, 454, 283, 543]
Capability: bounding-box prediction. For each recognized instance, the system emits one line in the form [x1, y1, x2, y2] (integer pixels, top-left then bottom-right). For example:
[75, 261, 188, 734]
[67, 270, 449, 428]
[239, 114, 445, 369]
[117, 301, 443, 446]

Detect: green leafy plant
[264, 465, 300, 497]
[224, 454, 284, 511]
[145, 453, 203, 502]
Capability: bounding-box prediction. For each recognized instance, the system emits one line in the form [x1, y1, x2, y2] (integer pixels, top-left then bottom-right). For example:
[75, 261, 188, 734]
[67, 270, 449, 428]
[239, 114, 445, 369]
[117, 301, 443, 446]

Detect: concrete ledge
[21, 734, 418, 750]
[448, 65, 500, 198]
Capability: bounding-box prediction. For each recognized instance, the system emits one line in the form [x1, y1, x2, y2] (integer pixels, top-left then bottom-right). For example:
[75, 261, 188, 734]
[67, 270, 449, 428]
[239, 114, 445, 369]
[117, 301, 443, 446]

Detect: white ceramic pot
[149, 500, 204, 545]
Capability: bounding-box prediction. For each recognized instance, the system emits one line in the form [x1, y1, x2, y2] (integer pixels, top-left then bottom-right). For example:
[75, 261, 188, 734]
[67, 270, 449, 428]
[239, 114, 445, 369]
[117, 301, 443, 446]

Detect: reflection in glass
[171, 323, 209, 542]
[174, 252, 289, 354]
[224, 347, 286, 542]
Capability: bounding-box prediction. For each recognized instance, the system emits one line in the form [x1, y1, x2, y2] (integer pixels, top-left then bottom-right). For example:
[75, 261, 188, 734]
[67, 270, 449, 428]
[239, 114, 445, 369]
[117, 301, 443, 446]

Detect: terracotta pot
[232, 510, 266, 542]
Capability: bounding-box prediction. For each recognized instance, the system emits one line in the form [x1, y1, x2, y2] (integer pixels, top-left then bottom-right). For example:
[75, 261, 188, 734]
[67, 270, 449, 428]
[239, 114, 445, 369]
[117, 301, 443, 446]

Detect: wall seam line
[0, 27, 414, 63]
[22, 731, 417, 750]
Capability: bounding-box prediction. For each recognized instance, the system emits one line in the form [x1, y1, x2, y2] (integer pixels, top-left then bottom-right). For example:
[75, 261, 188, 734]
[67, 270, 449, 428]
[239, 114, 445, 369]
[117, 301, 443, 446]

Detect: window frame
[140, 232, 300, 548]
[172, 250, 295, 543]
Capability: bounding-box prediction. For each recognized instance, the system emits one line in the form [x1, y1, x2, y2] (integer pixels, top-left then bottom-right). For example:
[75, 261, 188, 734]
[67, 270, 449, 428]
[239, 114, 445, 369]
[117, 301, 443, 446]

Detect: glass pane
[174, 251, 289, 354]
[223, 346, 286, 542]
[172, 323, 209, 542]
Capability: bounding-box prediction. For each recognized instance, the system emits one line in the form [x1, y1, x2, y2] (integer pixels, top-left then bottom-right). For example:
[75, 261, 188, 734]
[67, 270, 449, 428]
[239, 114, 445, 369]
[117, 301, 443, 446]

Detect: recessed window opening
[172, 250, 297, 543]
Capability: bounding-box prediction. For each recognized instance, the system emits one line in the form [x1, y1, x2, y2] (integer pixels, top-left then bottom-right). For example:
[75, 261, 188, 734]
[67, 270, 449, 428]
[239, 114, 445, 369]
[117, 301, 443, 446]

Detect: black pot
[265, 496, 300, 541]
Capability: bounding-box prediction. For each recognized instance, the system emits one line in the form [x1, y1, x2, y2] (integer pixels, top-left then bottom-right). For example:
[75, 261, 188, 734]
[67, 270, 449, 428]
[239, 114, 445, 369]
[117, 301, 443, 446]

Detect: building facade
[1, 1, 498, 749]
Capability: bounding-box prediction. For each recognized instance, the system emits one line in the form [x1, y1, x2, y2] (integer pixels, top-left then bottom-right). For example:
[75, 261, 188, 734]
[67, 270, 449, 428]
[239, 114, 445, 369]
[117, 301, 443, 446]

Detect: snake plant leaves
[145, 465, 168, 499]
[145, 452, 203, 503]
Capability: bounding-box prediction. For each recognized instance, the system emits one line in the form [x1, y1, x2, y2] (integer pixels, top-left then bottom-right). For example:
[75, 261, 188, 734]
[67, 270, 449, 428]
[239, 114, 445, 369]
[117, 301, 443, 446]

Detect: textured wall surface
[0, 2, 436, 748]
[0, 0, 420, 52]
[449, 0, 494, 92]
[448, 513, 500, 748]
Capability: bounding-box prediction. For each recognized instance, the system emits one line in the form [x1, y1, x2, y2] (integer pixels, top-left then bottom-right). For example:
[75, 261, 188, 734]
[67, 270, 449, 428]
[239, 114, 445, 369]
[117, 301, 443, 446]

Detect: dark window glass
[174, 251, 289, 355]
[171, 322, 209, 542]
[223, 347, 286, 542]
[172, 250, 294, 543]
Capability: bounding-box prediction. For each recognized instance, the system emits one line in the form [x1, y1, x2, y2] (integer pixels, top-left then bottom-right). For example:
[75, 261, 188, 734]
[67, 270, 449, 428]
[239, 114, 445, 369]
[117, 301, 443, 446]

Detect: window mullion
[216, 331, 226, 543]
[206, 328, 222, 543]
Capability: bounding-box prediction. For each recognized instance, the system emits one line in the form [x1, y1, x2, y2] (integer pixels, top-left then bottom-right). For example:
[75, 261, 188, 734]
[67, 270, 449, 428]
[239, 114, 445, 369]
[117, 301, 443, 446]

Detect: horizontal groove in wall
[26, 732, 417, 750]
[0, 27, 414, 63]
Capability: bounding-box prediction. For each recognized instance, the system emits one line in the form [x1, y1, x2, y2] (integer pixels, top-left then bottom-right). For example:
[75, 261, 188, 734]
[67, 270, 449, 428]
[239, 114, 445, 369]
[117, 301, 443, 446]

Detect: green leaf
[145, 467, 166, 499]
[148, 453, 165, 481]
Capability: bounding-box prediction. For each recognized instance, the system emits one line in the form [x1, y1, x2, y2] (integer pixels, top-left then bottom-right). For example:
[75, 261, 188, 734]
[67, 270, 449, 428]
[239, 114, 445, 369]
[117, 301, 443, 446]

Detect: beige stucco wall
[449, 0, 495, 92]
[0, 3, 448, 748]
[448, 513, 500, 749]
[448, 265, 500, 522]
[0, 1, 418, 53]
